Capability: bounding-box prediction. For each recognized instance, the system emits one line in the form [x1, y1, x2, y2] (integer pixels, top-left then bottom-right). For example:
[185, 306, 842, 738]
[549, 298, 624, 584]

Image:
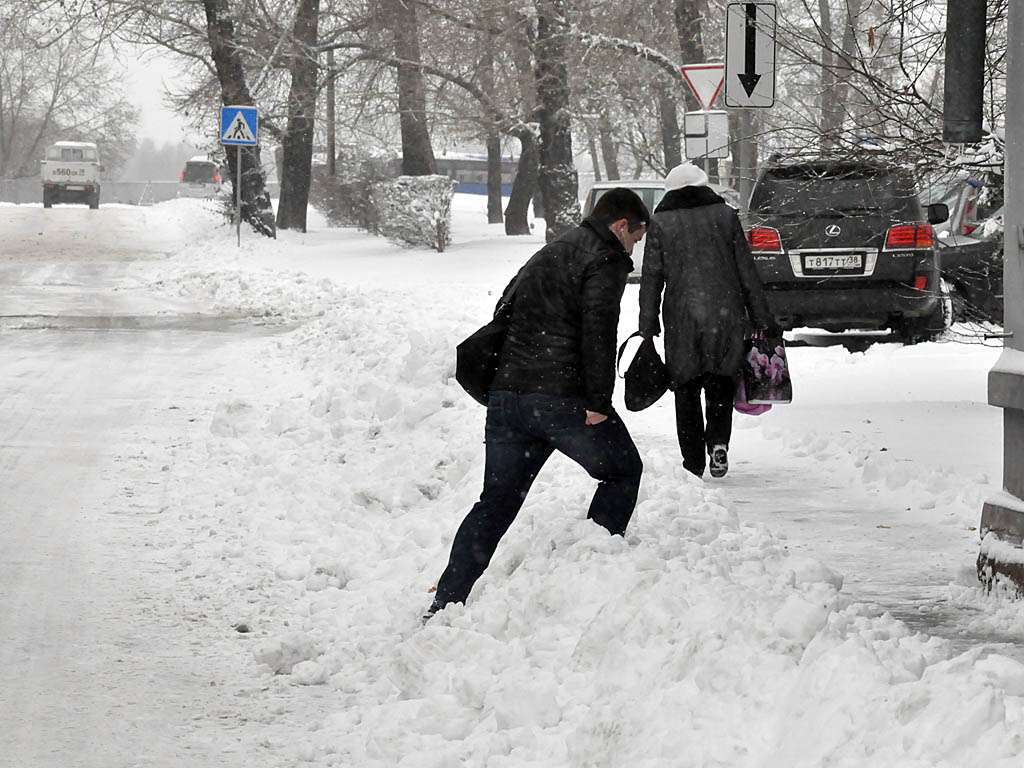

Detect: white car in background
[581, 178, 740, 281]
[177, 157, 222, 198]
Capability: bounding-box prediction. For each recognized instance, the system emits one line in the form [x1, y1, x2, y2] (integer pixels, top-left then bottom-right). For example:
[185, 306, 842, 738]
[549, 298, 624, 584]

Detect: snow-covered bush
[308, 157, 395, 232]
[311, 165, 456, 252]
[371, 174, 456, 252]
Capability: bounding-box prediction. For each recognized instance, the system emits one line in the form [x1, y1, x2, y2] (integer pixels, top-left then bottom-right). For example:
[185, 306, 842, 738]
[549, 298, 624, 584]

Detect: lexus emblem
[825, 224, 842, 237]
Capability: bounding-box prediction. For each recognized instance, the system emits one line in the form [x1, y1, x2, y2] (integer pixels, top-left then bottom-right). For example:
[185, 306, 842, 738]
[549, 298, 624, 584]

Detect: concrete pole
[978, 2, 1024, 589]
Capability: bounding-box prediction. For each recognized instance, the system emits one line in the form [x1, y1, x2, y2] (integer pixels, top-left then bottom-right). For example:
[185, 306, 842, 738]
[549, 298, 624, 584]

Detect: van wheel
[43, 190, 52, 209]
[89, 192, 100, 210]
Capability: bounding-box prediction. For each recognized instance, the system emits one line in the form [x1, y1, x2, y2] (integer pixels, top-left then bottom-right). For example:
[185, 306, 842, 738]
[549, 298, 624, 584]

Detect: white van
[41, 141, 103, 209]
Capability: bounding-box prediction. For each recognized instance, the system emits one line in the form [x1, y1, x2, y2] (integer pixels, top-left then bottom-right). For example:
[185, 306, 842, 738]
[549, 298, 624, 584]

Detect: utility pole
[957, 0, 1024, 590]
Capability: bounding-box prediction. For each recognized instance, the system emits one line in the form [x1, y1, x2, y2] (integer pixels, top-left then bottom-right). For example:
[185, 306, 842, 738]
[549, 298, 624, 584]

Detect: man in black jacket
[428, 189, 650, 616]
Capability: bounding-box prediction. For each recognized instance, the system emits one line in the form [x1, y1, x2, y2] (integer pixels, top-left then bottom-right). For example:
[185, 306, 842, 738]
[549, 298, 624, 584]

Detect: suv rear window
[750, 164, 918, 219]
[183, 162, 218, 183]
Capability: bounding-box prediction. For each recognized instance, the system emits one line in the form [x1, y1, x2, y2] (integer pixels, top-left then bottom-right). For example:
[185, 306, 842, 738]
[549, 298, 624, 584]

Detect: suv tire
[898, 279, 953, 344]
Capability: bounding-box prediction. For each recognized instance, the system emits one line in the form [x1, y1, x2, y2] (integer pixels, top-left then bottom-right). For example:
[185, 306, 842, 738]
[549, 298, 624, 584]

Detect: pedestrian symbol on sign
[225, 113, 255, 143]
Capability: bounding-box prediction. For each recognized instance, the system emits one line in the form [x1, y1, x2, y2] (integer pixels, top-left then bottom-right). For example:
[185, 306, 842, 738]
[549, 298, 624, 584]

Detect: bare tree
[276, 0, 319, 231]
[534, 0, 579, 241]
[203, 0, 277, 237]
[0, 4, 138, 178]
[376, 0, 435, 175]
[764, 0, 1007, 175]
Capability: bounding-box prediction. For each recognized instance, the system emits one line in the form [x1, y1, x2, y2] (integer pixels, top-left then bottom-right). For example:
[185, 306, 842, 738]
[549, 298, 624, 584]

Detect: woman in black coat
[639, 163, 772, 478]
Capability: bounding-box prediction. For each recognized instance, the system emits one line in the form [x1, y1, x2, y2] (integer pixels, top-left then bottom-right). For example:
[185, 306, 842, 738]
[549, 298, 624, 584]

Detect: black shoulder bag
[455, 272, 524, 406]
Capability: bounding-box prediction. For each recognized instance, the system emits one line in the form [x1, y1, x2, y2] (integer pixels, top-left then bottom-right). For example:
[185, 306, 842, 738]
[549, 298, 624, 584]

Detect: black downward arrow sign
[738, 3, 762, 97]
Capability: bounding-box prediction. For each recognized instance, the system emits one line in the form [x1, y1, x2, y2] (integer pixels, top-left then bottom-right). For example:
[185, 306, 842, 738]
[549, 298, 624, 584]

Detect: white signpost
[680, 64, 729, 165]
[220, 105, 259, 246]
[684, 111, 731, 160]
[724, 2, 777, 108]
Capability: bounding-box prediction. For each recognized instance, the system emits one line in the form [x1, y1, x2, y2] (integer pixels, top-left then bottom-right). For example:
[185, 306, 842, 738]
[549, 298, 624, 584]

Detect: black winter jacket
[490, 217, 633, 414]
[639, 186, 771, 385]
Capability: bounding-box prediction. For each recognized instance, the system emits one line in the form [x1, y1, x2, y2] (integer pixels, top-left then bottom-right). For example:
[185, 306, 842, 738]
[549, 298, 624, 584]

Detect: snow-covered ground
[4, 195, 1024, 766]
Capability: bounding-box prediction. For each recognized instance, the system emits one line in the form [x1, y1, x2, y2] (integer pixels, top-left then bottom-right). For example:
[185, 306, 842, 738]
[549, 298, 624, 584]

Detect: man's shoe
[709, 445, 728, 478]
[421, 599, 442, 625]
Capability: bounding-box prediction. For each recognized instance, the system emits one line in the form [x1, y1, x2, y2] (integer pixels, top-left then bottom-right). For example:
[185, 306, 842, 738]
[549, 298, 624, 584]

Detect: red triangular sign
[681, 63, 725, 110]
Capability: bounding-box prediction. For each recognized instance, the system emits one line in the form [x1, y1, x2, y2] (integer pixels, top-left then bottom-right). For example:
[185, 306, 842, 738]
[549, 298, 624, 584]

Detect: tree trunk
[486, 131, 503, 224]
[674, 0, 707, 112]
[833, 0, 865, 135]
[658, 87, 682, 170]
[819, 0, 840, 150]
[276, 0, 319, 232]
[673, 0, 717, 179]
[326, 48, 336, 177]
[588, 133, 602, 182]
[381, 0, 435, 175]
[534, 0, 579, 242]
[480, 41, 503, 224]
[203, 0, 276, 238]
[599, 117, 620, 180]
[505, 129, 538, 235]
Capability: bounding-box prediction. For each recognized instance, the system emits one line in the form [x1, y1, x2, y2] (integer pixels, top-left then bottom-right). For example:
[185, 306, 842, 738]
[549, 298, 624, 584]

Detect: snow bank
[133, 197, 1024, 766]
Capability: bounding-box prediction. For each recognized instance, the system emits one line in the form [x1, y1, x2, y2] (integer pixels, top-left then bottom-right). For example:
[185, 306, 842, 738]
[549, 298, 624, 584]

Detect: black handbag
[616, 332, 670, 411]
[455, 274, 523, 406]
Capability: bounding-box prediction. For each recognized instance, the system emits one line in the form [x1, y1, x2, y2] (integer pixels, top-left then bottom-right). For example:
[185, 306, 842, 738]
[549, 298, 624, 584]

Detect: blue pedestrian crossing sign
[220, 105, 259, 146]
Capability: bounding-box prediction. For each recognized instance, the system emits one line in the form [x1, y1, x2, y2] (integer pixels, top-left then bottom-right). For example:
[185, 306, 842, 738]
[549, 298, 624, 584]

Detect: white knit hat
[664, 163, 709, 191]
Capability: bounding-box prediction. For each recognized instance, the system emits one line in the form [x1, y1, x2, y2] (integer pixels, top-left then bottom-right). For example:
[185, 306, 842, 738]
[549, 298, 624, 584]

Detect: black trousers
[434, 390, 643, 609]
[674, 373, 735, 477]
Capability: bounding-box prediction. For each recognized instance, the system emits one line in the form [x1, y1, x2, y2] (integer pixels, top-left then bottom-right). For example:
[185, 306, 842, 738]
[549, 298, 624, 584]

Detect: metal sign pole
[220, 105, 258, 247]
[236, 145, 241, 247]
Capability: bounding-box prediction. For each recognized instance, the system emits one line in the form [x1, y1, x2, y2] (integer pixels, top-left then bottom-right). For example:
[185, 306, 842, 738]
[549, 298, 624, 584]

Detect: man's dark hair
[590, 187, 651, 232]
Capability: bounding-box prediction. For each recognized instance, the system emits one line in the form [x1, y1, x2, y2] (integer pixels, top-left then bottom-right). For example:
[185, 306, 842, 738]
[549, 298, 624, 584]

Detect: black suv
[745, 160, 950, 341]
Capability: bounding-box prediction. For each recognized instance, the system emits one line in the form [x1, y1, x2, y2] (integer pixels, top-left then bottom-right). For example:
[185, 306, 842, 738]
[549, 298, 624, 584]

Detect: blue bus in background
[435, 153, 517, 195]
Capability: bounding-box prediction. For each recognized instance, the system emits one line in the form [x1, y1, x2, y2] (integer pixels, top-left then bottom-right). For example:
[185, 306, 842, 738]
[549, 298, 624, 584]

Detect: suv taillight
[214, 173, 220, 182]
[748, 226, 783, 253]
[884, 223, 934, 249]
[180, 171, 184, 180]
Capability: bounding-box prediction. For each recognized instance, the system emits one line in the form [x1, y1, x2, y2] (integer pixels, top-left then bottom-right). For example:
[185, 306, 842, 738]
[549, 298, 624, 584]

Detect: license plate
[802, 253, 863, 270]
[66, 185, 85, 190]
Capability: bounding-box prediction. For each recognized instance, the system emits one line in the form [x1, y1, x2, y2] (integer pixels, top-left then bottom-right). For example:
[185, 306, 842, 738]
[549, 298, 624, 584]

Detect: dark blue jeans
[434, 391, 643, 608]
